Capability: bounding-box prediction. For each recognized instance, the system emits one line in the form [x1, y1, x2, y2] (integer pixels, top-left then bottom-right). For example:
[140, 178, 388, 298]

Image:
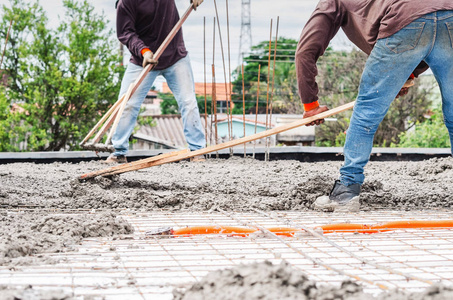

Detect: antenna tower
[238, 0, 252, 65]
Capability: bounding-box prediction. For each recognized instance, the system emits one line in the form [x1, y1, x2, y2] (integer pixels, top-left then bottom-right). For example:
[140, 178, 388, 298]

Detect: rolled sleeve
[116, 0, 146, 59]
[296, 0, 342, 105]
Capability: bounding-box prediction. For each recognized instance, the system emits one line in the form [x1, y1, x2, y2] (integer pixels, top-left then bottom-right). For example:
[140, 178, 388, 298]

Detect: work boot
[313, 180, 360, 212]
[103, 154, 127, 164]
[190, 154, 206, 162]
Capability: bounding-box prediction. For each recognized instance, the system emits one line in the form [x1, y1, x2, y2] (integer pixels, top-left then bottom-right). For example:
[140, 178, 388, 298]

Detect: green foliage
[232, 37, 298, 114]
[159, 92, 212, 115]
[393, 108, 451, 148]
[0, 0, 124, 151]
[313, 49, 434, 147]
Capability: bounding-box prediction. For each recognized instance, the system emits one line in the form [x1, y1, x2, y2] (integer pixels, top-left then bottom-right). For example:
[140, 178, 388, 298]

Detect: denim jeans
[340, 10, 453, 186]
[112, 55, 206, 155]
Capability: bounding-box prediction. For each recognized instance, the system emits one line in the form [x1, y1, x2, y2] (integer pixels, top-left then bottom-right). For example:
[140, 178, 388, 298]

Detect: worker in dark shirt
[105, 0, 205, 163]
[296, 0, 453, 212]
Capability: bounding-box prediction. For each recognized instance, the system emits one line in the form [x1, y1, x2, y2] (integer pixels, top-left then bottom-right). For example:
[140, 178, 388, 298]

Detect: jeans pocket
[447, 22, 453, 48]
[385, 22, 425, 54]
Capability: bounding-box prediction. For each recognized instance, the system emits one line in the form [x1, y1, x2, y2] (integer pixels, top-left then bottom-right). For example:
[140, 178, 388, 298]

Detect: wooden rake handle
[79, 101, 355, 180]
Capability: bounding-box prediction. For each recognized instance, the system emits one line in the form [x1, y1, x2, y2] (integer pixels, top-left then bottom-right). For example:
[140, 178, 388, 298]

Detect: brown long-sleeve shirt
[116, 0, 187, 70]
[296, 0, 453, 105]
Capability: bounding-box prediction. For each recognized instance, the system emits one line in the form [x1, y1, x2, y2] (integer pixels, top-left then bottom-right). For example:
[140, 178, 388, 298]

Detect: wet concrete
[1, 157, 452, 212]
[174, 261, 453, 300]
[0, 212, 133, 266]
[1, 156, 452, 298]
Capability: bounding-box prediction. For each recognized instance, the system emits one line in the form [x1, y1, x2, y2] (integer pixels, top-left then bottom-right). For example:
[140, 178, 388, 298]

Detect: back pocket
[447, 22, 453, 48]
[385, 22, 425, 54]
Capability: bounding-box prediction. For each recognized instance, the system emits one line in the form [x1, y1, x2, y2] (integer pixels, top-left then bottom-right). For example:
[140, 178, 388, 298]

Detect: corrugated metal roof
[135, 115, 213, 149]
[133, 114, 322, 149]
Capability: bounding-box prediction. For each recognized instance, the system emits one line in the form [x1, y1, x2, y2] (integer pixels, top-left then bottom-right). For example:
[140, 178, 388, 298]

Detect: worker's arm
[296, 0, 342, 125]
[116, 0, 148, 62]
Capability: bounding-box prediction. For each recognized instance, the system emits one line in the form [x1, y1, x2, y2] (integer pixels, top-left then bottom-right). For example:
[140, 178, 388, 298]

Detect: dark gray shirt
[116, 0, 188, 70]
[296, 0, 453, 104]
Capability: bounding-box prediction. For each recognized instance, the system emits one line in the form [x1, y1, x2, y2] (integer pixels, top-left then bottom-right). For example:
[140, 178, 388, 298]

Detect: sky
[0, 0, 353, 89]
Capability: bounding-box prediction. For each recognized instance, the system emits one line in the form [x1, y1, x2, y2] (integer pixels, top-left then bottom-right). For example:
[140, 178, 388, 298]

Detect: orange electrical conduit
[156, 220, 453, 237]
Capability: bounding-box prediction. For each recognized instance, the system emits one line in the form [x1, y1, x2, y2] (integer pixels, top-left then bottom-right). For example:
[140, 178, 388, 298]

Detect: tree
[232, 38, 436, 147]
[0, 0, 124, 151]
[314, 49, 434, 147]
[394, 107, 451, 148]
[159, 92, 212, 116]
[231, 37, 298, 114]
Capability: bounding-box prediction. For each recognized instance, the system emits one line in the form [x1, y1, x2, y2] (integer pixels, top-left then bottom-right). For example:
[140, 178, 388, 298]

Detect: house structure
[131, 113, 319, 150]
[161, 82, 233, 113]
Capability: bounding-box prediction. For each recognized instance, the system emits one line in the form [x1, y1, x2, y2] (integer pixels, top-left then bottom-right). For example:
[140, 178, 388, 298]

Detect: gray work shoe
[313, 180, 361, 212]
[103, 154, 127, 164]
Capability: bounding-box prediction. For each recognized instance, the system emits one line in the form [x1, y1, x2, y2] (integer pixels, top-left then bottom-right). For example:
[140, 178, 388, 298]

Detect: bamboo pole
[203, 17, 208, 147]
[242, 64, 246, 158]
[267, 16, 279, 161]
[265, 19, 273, 162]
[253, 64, 261, 159]
[80, 94, 124, 145]
[226, 0, 234, 151]
[213, 0, 232, 156]
[0, 18, 13, 69]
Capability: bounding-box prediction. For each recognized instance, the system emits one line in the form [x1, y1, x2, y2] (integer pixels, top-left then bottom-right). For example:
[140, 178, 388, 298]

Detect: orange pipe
[320, 220, 453, 234]
[172, 226, 257, 237]
[171, 226, 304, 237]
[267, 227, 303, 237]
[168, 220, 453, 237]
[373, 220, 453, 230]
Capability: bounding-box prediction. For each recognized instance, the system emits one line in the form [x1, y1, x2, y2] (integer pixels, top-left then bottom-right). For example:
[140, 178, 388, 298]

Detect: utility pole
[238, 0, 252, 66]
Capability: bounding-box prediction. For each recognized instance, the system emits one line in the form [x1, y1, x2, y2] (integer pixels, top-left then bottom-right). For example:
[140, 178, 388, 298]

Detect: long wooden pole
[0, 19, 13, 69]
[242, 64, 246, 158]
[80, 101, 355, 180]
[203, 17, 208, 146]
[80, 93, 125, 145]
[265, 19, 273, 162]
[253, 64, 261, 159]
[267, 16, 279, 161]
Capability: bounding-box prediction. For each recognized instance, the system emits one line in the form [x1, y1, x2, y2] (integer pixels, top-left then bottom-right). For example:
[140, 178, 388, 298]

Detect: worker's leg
[340, 15, 436, 186]
[424, 11, 453, 154]
[162, 55, 206, 150]
[112, 63, 160, 156]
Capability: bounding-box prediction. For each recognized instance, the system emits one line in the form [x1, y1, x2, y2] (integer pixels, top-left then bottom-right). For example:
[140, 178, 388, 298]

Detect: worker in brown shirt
[105, 0, 206, 164]
[295, 0, 453, 212]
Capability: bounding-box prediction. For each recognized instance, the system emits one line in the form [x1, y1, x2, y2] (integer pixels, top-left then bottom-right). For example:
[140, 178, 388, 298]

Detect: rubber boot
[313, 180, 361, 212]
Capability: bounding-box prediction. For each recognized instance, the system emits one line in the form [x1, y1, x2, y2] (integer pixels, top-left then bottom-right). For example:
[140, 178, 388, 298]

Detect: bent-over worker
[296, 0, 453, 212]
[106, 0, 206, 163]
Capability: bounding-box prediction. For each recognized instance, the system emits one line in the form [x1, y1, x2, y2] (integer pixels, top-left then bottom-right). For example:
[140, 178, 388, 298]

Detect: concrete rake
[79, 101, 355, 180]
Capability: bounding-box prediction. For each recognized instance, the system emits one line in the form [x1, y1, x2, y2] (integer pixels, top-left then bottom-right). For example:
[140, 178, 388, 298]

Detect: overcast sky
[0, 0, 352, 89]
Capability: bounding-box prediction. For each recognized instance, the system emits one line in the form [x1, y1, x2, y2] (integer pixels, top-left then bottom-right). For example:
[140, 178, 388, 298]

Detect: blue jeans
[340, 10, 453, 186]
[112, 55, 206, 155]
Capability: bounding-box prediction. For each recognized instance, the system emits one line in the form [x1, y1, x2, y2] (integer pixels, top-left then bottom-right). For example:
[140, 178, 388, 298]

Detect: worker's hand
[396, 87, 409, 98]
[303, 105, 329, 126]
[397, 76, 414, 98]
[191, 0, 203, 10]
[142, 50, 158, 68]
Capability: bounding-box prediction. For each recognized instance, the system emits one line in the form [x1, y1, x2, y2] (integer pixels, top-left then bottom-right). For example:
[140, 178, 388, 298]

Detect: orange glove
[303, 101, 329, 126]
[141, 49, 158, 68]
